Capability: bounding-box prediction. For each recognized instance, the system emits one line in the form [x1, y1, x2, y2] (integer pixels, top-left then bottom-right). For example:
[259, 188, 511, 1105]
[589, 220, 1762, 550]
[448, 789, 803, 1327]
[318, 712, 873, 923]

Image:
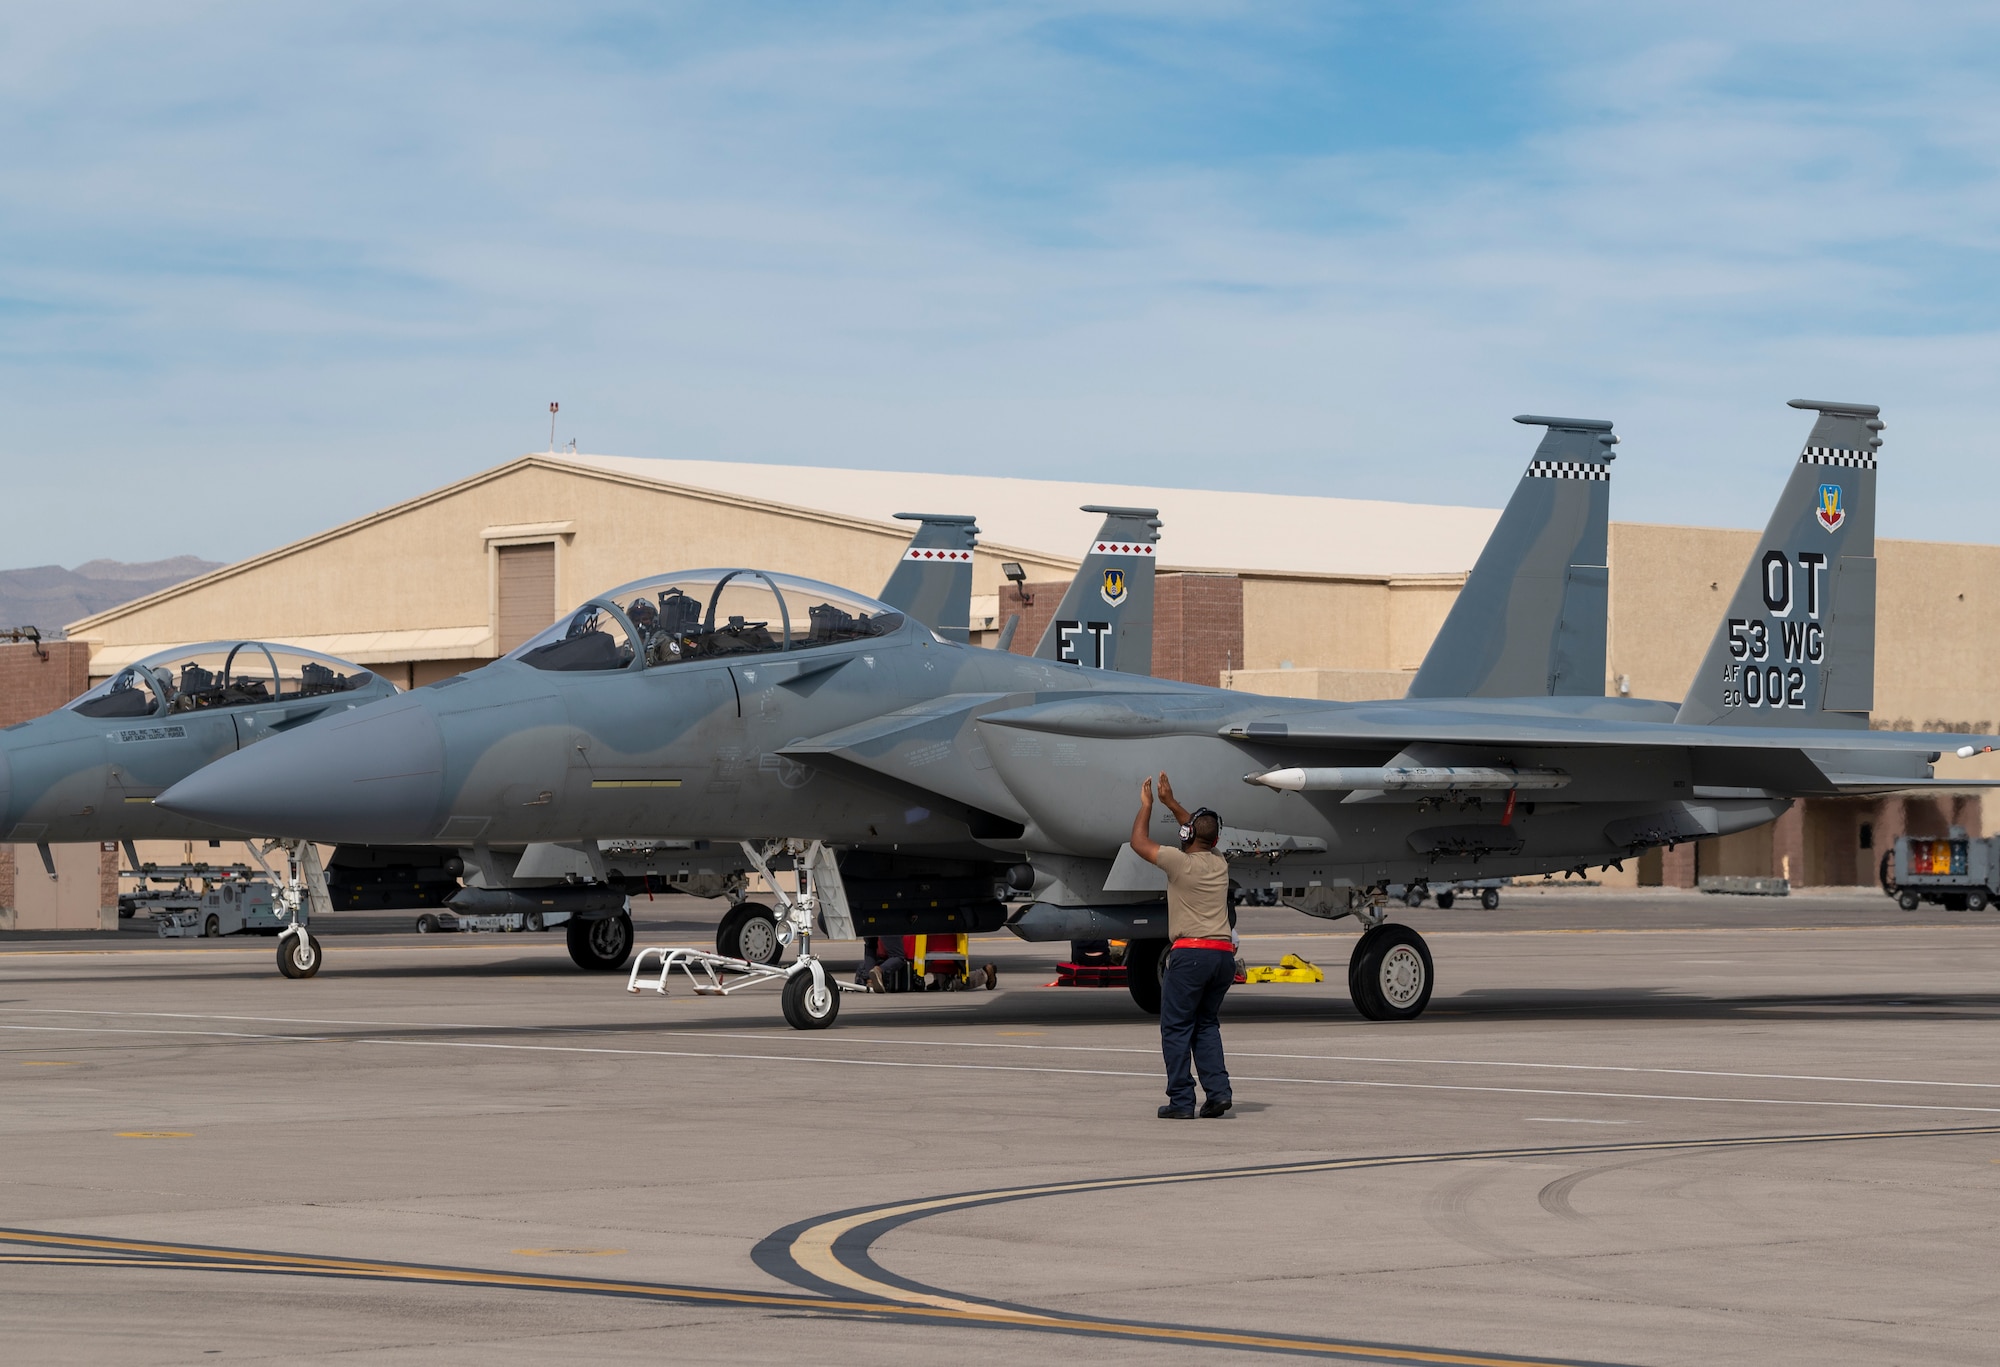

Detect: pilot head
[628, 598, 659, 631]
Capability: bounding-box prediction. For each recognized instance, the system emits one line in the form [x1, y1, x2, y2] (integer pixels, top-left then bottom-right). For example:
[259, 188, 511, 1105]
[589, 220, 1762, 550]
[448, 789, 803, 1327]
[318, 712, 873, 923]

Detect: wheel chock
[1244, 952, 1324, 985]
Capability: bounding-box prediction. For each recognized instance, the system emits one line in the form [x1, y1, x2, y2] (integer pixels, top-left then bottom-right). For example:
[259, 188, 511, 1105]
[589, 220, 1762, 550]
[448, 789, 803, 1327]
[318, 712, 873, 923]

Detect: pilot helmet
[628, 598, 659, 629]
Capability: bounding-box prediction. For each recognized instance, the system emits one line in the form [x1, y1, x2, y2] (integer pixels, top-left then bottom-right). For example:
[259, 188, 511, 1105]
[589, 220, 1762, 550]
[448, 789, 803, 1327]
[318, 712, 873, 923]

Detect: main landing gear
[1347, 921, 1434, 1021]
[714, 901, 782, 965]
[567, 911, 636, 972]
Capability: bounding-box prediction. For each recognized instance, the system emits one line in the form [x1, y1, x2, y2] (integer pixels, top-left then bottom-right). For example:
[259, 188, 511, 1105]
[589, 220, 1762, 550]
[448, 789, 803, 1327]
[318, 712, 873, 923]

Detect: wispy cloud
[3, 2, 1999, 564]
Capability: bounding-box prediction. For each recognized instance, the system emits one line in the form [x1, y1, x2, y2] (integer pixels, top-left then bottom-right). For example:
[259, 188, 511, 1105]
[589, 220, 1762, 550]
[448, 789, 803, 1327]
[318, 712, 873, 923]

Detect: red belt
[1173, 938, 1235, 953]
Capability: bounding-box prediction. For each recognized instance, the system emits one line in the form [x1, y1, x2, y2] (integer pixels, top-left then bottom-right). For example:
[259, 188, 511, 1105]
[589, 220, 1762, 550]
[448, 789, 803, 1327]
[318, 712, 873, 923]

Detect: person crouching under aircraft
[1130, 773, 1234, 1120]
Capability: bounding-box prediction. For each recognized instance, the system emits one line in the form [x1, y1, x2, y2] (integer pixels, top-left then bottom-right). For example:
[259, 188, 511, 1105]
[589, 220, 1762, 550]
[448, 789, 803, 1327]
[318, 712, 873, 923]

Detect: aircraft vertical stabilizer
[1676, 400, 1883, 729]
[1032, 506, 1162, 675]
[1406, 415, 1617, 699]
[878, 513, 978, 643]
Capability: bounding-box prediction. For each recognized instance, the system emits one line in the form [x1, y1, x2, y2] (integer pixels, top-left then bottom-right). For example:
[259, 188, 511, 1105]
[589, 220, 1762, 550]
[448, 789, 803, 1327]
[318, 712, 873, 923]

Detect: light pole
[548, 401, 559, 453]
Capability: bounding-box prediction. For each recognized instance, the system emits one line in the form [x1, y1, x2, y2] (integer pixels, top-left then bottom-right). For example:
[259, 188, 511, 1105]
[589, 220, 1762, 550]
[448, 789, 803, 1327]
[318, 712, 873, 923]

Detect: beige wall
[1610, 524, 2000, 731]
[1239, 575, 1461, 673]
[0, 842, 118, 931]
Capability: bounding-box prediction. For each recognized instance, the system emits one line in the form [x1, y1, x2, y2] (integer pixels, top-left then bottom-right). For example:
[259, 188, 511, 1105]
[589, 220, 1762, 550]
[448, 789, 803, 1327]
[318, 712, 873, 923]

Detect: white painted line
[1525, 1118, 1631, 1125]
[11, 1007, 2000, 1093]
[9, 1021, 2000, 1117]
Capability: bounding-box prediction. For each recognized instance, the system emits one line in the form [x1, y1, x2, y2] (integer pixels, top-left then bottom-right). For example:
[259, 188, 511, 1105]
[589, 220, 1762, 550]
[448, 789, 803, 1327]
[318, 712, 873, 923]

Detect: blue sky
[5, 2, 2000, 566]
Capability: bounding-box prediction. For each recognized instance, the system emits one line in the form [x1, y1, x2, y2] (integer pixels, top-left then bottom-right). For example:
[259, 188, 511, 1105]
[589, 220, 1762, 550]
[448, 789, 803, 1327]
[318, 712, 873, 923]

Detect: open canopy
[507, 569, 910, 673]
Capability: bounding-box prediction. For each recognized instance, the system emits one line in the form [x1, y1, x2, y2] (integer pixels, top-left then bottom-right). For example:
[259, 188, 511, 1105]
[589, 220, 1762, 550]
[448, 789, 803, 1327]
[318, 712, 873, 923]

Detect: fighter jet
[434, 501, 1163, 969]
[0, 641, 393, 854]
[162, 401, 1968, 1024]
[0, 641, 396, 972]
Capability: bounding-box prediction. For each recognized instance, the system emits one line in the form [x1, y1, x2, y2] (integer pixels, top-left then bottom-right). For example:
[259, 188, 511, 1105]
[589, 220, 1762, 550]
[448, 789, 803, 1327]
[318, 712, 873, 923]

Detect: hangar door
[496, 542, 556, 654]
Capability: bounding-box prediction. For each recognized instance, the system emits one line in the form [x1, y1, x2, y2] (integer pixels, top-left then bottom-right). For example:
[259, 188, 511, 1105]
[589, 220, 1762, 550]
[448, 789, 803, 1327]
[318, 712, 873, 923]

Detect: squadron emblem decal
[1100, 568, 1128, 607]
[1816, 483, 1845, 533]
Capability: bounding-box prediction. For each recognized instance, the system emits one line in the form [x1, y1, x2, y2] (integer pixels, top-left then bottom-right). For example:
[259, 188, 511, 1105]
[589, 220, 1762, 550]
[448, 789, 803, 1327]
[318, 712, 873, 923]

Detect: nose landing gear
[247, 840, 332, 980]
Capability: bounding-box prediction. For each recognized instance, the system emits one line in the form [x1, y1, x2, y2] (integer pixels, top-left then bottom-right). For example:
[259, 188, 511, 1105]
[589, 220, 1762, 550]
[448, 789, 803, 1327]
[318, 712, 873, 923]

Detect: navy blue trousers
[1159, 946, 1234, 1109]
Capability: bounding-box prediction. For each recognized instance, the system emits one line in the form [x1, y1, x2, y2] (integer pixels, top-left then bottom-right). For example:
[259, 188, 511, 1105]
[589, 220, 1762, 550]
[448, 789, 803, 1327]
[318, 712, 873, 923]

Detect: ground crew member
[1130, 773, 1234, 1119]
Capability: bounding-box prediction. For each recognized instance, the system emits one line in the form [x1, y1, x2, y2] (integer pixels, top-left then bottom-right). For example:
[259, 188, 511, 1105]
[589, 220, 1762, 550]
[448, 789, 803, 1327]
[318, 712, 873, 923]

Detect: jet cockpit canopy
[67, 642, 379, 720]
[508, 569, 909, 673]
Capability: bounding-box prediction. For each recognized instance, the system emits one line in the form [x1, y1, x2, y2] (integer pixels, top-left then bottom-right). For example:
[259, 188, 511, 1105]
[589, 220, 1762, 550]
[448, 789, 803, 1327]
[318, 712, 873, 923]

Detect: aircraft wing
[778, 692, 1036, 831]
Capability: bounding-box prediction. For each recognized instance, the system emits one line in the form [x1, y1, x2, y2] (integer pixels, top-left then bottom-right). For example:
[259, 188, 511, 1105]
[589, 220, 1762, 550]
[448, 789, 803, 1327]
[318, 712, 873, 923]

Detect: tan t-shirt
[1153, 846, 1231, 942]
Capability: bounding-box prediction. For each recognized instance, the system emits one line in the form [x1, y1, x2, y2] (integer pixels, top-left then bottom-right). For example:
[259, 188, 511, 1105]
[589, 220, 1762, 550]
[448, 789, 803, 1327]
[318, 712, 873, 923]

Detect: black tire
[523, 910, 544, 933]
[717, 903, 782, 965]
[278, 932, 322, 980]
[1970, 890, 1991, 912]
[781, 967, 841, 1030]
[1897, 890, 1920, 911]
[566, 912, 634, 972]
[415, 914, 437, 934]
[714, 904, 747, 956]
[1481, 887, 1500, 910]
[1434, 892, 1455, 909]
[1878, 851, 1897, 896]
[1125, 938, 1168, 1015]
[1347, 923, 1433, 1021]
[203, 914, 220, 938]
[1403, 886, 1425, 907]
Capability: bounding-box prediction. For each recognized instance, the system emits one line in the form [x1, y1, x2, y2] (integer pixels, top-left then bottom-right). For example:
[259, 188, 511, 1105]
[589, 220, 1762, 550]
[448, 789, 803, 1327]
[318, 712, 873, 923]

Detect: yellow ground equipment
[1244, 953, 1324, 985]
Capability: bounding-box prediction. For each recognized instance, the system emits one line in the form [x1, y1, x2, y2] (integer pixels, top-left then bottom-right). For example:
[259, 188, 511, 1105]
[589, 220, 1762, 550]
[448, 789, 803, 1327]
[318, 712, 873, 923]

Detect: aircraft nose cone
[157, 696, 446, 842]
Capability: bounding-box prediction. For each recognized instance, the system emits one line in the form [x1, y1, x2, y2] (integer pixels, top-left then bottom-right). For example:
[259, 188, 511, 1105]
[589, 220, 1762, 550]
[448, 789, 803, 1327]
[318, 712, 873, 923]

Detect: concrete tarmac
[4, 887, 1999, 1365]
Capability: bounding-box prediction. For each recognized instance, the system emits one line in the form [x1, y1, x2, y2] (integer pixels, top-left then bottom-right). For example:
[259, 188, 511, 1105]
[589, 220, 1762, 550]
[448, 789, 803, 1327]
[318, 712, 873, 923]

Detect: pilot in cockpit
[149, 667, 177, 709]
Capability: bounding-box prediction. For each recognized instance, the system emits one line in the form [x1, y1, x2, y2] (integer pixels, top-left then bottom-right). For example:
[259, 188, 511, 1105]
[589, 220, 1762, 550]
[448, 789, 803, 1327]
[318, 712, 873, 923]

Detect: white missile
[1244, 766, 1570, 792]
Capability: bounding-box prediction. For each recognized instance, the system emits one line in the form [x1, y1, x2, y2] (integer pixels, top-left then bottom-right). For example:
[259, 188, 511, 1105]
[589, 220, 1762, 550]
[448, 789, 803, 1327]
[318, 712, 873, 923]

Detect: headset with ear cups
[1178, 807, 1219, 849]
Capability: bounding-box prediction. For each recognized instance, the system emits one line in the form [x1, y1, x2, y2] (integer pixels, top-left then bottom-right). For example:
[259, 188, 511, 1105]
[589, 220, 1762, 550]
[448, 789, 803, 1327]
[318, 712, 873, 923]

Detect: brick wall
[1153, 575, 1244, 687]
[999, 583, 1066, 657]
[0, 640, 91, 726]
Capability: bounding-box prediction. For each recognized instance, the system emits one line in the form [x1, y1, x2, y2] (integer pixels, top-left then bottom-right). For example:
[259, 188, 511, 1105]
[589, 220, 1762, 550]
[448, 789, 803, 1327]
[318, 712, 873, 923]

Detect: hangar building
[21, 449, 2000, 914]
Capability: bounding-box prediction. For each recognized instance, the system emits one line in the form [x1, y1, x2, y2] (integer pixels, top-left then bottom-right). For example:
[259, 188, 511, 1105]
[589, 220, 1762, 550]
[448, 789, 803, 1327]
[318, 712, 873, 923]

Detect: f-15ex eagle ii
[160, 400, 1989, 1025]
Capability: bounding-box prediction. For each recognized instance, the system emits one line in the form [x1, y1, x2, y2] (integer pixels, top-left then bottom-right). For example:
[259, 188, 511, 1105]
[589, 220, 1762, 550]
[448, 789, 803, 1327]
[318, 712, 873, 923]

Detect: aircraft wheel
[278, 933, 323, 980]
[1434, 892, 1455, 909]
[1348, 923, 1433, 1021]
[567, 912, 634, 972]
[1481, 887, 1500, 910]
[1970, 890, 1990, 912]
[1125, 938, 1167, 1015]
[717, 903, 781, 964]
[781, 968, 841, 1030]
[1897, 890, 1920, 911]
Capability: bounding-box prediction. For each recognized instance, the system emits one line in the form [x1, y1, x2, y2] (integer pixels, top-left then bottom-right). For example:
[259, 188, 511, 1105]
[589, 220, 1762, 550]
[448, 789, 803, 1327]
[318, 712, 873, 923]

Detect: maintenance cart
[1885, 827, 2000, 911]
[123, 863, 287, 938]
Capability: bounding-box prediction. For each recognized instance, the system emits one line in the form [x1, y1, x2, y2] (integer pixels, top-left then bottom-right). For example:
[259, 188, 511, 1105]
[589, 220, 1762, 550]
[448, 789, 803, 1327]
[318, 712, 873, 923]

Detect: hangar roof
[560, 454, 1499, 578]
